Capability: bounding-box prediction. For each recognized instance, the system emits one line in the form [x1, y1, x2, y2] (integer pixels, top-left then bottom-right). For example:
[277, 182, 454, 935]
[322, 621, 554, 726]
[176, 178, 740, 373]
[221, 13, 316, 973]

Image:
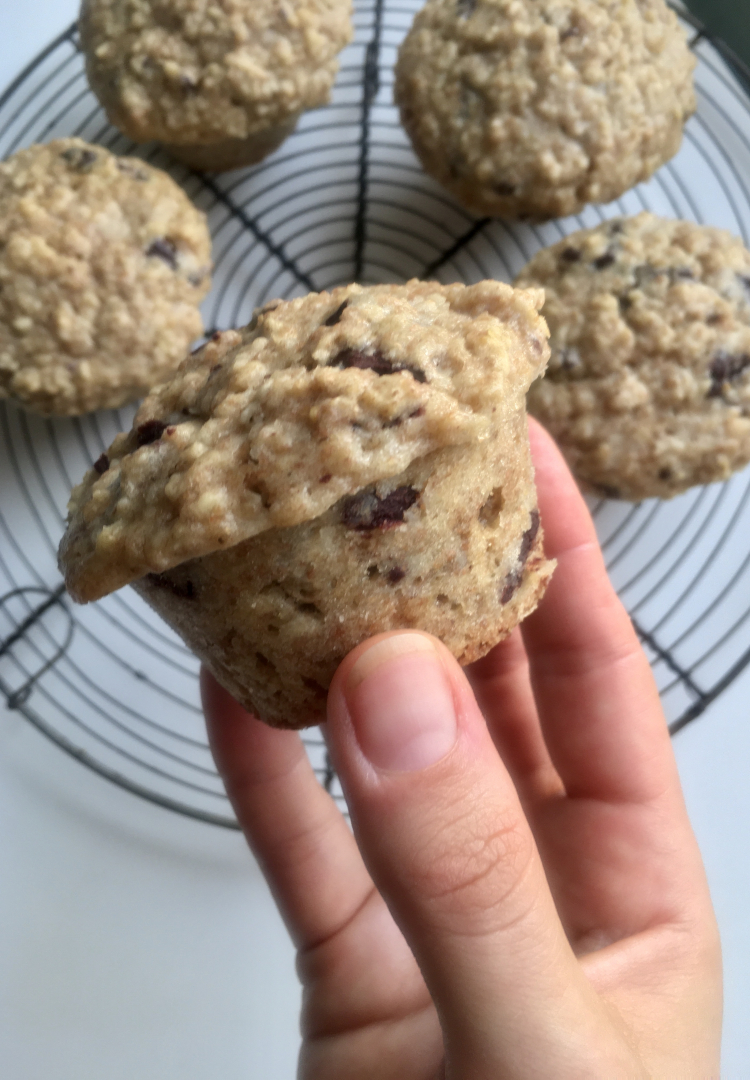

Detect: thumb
[326, 631, 635, 1078]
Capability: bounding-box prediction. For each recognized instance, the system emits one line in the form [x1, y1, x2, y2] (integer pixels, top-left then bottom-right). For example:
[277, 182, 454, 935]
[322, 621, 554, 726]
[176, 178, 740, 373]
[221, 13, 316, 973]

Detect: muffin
[395, 0, 695, 220]
[516, 213, 750, 500]
[0, 138, 211, 416]
[58, 280, 555, 727]
[80, 0, 354, 171]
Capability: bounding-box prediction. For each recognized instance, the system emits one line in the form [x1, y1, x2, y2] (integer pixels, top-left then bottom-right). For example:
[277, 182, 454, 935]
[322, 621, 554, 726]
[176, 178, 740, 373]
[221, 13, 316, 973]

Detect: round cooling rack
[1, 1, 750, 828]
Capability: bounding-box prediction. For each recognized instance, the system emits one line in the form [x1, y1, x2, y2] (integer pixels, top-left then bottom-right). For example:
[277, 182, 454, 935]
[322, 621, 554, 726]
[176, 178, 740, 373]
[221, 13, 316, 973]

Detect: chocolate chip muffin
[516, 213, 750, 500]
[59, 280, 555, 728]
[0, 138, 211, 416]
[394, 0, 695, 220]
[80, 0, 353, 171]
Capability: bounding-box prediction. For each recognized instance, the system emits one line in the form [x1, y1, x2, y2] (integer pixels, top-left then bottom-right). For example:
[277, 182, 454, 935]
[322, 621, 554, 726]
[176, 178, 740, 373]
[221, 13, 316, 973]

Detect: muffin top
[517, 213, 750, 499]
[0, 138, 211, 415]
[80, 0, 353, 146]
[59, 279, 548, 601]
[395, 0, 695, 219]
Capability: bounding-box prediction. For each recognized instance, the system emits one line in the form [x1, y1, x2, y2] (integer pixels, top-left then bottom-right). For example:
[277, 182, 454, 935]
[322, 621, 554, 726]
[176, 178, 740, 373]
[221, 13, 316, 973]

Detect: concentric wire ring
[1, 2, 749, 827]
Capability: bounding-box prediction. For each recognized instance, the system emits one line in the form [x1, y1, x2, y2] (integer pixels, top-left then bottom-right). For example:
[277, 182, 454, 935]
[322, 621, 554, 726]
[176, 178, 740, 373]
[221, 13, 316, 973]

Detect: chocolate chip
[500, 568, 523, 605]
[93, 453, 109, 475]
[384, 405, 426, 428]
[255, 652, 272, 667]
[146, 572, 197, 600]
[738, 274, 750, 298]
[608, 220, 624, 235]
[708, 351, 750, 397]
[302, 676, 327, 698]
[179, 73, 198, 93]
[596, 483, 622, 499]
[560, 247, 582, 263]
[658, 467, 673, 481]
[146, 237, 178, 270]
[494, 181, 517, 197]
[593, 250, 616, 270]
[387, 566, 406, 584]
[136, 419, 167, 447]
[61, 146, 98, 172]
[188, 270, 208, 287]
[324, 301, 348, 326]
[500, 510, 540, 604]
[320, 473, 333, 483]
[329, 348, 426, 383]
[116, 159, 149, 182]
[341, 486, 419, 531]
[560, 25, 581, 40]
[670, 266, 694, 282]
[618, 294, 633, 313]
[519, 509, 540, 564]
[457, 0, 477, 16]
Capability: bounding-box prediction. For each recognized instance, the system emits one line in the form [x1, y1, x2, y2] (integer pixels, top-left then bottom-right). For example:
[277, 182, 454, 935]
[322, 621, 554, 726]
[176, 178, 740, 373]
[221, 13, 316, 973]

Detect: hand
[201, 419, 722, 1079]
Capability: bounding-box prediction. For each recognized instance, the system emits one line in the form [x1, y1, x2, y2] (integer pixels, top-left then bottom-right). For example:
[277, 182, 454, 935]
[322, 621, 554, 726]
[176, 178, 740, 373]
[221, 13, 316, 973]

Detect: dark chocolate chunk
[136, 419, 167, 447]
[61, 146, 98, 172]
[560, 246, 582, 263]
[494, 181, 517, 197]
[146, 572, 197, 600]
[341, 486, 419, 531]
[93, 453, 110, 475]
[593, 250, 616, 270]
[146, 237, 178, 270]
[500, 510, 539, 604]
[500, 568, 523, 605]
[329, 348, 426, 383]
[658, 467, 673, 481]
[387, 566, 406, 584]
[302, 676, 327, 698]
[324, 301, 348, 326]
[519, 509, 540, 564]
[255, 651, 272, 667]
[708, 351, 750, 397]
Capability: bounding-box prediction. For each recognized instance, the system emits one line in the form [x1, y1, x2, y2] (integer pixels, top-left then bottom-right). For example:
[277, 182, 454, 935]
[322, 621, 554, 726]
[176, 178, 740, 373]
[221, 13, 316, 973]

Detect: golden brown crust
[395, 0, 695, 220]
[59, 279, 548, 601]
[80, 0, 353, 163]
[517, 214, 750, 500]
[0, 138, 211, 415]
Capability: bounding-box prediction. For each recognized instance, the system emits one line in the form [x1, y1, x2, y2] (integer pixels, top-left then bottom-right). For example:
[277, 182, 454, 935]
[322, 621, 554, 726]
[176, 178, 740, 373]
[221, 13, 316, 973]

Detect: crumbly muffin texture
[59, 280, 554, 726]
[80, 0, 353, 153]
[516, 213, 750, 500]
[395, 0, 695, 220]
[60, 279, 548, 600]
[133, 425, 552, 727]
[0, 138, 211, 416]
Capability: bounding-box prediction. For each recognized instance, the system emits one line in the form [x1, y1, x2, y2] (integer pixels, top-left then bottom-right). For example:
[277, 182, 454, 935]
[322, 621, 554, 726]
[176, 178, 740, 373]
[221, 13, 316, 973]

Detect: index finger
[521, 419, 679, 804]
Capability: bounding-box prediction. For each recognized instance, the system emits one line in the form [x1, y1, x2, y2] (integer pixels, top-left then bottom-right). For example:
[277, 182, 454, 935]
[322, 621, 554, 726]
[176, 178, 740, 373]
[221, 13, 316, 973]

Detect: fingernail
[345, 634, 457, 772]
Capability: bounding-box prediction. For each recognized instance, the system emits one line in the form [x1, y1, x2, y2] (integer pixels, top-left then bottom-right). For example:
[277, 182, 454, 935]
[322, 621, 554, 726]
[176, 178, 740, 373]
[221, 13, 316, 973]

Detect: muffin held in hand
[59, 280, 554, 728]
[0, 138, 211, 416]
[80, 0, 353, 171]
[516, 213, 750, 501]
[395, 0, 695, 220]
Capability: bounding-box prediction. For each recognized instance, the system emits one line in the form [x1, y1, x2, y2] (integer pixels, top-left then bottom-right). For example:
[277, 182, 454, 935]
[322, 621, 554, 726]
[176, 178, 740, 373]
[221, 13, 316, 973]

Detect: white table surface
[1, 4, 749, 1077]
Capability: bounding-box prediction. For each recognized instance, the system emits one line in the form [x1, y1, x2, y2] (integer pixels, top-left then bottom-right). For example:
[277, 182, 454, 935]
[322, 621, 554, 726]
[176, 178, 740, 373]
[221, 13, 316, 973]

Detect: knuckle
[407, 790, 536, 934]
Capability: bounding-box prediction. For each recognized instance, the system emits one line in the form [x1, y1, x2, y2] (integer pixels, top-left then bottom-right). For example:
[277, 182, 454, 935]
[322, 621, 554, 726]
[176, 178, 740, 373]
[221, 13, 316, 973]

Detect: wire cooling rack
[1, 2, 750, 828]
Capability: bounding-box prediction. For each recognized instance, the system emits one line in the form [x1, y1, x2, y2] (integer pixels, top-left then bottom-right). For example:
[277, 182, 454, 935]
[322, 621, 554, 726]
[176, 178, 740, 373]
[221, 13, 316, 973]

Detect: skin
[201, 419, 722, 1079]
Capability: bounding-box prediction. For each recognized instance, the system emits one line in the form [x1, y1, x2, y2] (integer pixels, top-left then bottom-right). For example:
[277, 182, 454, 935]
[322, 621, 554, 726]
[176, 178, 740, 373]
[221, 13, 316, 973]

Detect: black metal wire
[1, 1, 749, 827]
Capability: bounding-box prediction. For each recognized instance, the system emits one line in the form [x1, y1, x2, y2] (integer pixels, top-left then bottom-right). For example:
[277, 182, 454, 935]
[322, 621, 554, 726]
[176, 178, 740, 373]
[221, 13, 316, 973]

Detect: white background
[1, 3, 749, 1077]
